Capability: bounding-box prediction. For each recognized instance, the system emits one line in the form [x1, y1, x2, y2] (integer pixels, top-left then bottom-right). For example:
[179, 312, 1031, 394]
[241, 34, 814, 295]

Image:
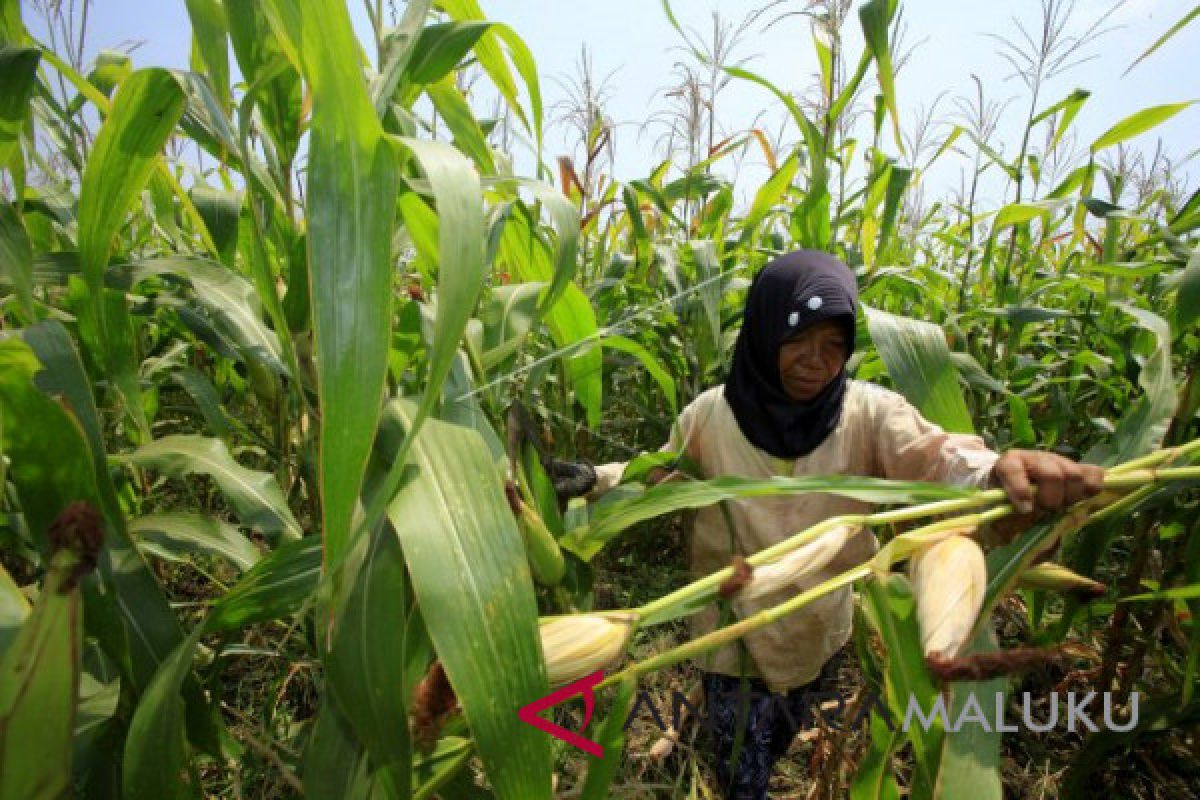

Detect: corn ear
[737, 523, 861, 602]
[1017, 563, 1106, 599]
[540, 612, 636, 686]
[510, 488, 565, 586]
[909, 533, 987, 659]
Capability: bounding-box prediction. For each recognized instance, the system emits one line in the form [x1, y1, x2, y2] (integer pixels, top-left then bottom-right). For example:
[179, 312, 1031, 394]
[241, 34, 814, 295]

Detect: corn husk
[516, 498, 565, 586]
[736, 523, 861, 602]
[909, 533, 987, 659]
[540, 612, 636, 686]
[1017, 562, 1106, 598]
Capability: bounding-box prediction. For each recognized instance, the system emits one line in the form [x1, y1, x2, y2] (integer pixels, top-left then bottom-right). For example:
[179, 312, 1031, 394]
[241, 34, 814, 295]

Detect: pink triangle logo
[517, 670, 605, 758]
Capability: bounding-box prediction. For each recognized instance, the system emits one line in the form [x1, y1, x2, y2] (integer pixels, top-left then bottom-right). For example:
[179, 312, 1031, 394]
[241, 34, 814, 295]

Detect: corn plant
[0, 0, 1198, 797]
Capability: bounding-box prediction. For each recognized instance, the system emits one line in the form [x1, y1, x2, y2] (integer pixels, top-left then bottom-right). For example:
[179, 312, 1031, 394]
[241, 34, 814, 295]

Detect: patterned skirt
[699, 647, 846, 800]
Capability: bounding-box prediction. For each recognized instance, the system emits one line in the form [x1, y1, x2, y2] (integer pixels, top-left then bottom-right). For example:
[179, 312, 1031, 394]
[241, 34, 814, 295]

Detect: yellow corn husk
[540, 611, 636, 686]
[737, 523, 862, 602]
[909, 533, 987, 659]
[1017, 562, 1106, 598]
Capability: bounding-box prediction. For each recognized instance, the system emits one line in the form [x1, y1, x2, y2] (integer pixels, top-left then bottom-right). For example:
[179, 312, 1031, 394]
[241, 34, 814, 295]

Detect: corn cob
[540, 611, 636, 686]
[909, 533, 987, 659]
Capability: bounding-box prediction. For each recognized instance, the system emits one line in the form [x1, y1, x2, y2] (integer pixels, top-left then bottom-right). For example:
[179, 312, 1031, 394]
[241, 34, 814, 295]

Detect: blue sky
[26, 0, 1200, 208]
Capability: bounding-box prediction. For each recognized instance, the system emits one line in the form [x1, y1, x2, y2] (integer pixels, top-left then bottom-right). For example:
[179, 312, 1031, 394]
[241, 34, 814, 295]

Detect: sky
[24, 0, 1200, 210]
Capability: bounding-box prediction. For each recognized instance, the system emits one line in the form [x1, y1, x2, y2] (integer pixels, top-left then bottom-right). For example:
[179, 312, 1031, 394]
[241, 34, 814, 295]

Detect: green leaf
[325, 520, 429, 795]
[1104, 305, 1178, 464]
[0, 546, 83, 800]
[0, 565, 29, 659]
[1031, 88, 1089, 154]
[863, 305, 974, 434]
[859, 0, 902, 151]
[1090, 101, 1195, 153]
[935, 626, 1005, 800]
[412, 737, 474, 800]
[1174, 248, 1200, 334]
[1125, 4, 1200, 74]
[0, 45, 39, 179]
[602, 334, 677, 415]
[861, 574, 943, 797]
[122, 627, 205, 800]
[435, 0, 543, 151]
[263, 0, 399, 569]
[136, 256, 287, 375]
[117, 435, 301, 540]
[384, 399, 552, 799]
[480, 282, 546, 369]
[426, 77, 496, 174]
[991, 198, 1070, 232]
[129, 512, 261, 573]
[183, 0, 231, 110]
[562, 474, 970, 562]
[579, 678, 638, 800]
[1120, 583, 1200, 603]
[738, 153, 799, 245]
[77, 69, 185, 296]
[207, 537, 321, 632]
[405, 21, 490, 88]
[168, 367, 234, 441]
[0, 201, 33, 320]
[0, 334, 184, 692]
[188, 186, 241, 266]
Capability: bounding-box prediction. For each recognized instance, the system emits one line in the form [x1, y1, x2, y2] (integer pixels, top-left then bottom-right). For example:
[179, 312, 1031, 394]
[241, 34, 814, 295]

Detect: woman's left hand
[989, 449, 1106, 514]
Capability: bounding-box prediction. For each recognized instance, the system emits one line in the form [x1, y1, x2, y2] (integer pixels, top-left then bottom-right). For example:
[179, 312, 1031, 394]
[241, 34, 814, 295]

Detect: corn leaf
[861, 575, 943, 798]
[0, 547, 84, 800]
[129, 513, 261, 573]
[384, 399, 553, 799]
[325, 518, 430, 795]
[0, 202, 33, 320]
[934, 625, 1005, 800]
[0, 334, 184, 692]
[118, 435, 302, 540]
[0, 566, 28, 659]
[0, 45, 39, 179]
[263, 0, 399, 567]
[579, 678, 638, 800]
[1090, 101, 1195, 154]
[122, 627, 205, 800]
[206, 537, 321, 633]
[77, 69, 185, 299]
[863, 305, 974, 434]
[562, 474, 971, 562]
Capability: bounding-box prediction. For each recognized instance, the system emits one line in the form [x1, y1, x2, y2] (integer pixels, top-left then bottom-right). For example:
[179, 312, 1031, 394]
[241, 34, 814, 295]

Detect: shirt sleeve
[870, 387, 999, 489]
[587, 394, 704, 499]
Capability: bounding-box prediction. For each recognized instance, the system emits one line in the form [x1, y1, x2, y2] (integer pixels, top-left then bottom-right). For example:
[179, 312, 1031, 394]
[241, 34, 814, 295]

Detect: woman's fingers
[993, 450, 1108, 514]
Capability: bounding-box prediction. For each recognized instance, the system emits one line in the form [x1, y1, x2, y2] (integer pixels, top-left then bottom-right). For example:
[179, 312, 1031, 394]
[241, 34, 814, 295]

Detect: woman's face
[777, 319, 849, 402]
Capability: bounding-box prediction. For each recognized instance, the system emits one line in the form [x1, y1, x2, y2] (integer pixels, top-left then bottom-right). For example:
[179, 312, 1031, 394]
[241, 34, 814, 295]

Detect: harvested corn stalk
[540, 611, 637, 686]
[909, 533, 987, 659]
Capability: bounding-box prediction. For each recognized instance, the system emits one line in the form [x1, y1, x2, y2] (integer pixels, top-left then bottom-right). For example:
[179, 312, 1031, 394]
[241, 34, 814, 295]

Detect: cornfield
[0, 0, 1198, 798]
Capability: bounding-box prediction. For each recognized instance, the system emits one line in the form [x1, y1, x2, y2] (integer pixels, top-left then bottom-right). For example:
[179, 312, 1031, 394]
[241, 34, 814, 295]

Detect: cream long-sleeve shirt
[590, 379, 1000, 693]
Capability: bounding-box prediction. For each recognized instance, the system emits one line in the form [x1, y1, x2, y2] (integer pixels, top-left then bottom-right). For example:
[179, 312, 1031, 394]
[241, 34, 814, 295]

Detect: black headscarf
[724, 250, 859, 459]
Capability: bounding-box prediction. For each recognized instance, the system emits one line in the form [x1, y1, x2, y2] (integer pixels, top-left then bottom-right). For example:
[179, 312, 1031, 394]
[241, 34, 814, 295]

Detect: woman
[549, 250, 1104, 799]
